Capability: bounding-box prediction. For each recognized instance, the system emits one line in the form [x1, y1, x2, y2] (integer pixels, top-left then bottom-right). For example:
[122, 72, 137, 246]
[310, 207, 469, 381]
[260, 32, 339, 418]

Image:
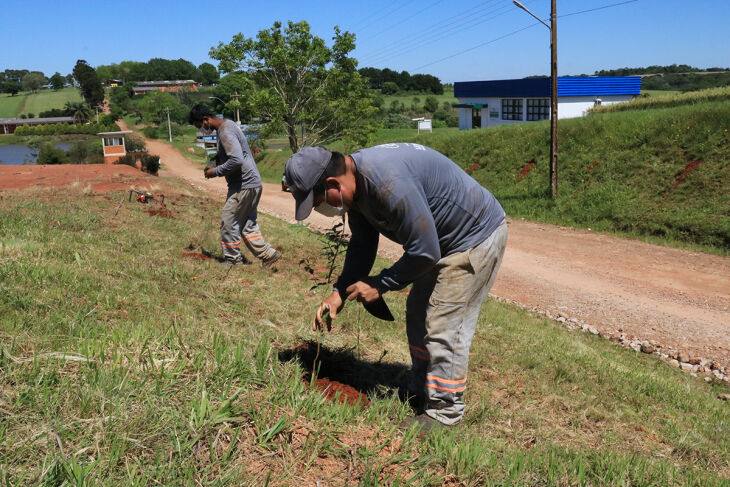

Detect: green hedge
[14, 122, 121, 136]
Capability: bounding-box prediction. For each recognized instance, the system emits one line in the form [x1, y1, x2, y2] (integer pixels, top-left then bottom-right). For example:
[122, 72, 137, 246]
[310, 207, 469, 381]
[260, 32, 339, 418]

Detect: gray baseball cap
[284, 146, 333, 220]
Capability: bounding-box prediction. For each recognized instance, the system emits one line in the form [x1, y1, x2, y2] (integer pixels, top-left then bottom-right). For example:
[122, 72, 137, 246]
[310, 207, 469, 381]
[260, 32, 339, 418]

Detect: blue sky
[1, 0, 728, 83]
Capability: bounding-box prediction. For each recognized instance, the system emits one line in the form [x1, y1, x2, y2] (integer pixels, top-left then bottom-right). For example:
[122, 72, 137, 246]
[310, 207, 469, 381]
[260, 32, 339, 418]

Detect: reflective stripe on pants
[220, 186, 277, 263]
[406, 219, 508, 425]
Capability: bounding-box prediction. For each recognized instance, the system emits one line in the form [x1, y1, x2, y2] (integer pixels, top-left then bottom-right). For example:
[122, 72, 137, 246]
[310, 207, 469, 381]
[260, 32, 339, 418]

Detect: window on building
[501, 99, 523, 120]
[471, 108, 482, 129]
[527, 99, 550, 121]
[104, 137, 123, 146]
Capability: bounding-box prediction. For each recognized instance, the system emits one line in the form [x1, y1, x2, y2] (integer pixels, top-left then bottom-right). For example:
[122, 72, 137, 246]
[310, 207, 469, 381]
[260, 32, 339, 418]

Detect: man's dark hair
[188, 103, 214, 125]
[313, 151, 346, 196]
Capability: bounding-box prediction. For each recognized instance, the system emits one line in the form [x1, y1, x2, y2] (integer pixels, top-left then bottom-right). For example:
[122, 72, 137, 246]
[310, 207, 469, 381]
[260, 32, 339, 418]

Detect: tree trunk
[286, 120, 299, 153]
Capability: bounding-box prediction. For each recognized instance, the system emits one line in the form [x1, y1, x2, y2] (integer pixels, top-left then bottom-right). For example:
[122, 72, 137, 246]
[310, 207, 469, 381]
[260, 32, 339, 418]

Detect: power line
[361, 0, 517, 67]
[358, 0, 506, 64]
[364, 0, 446, 42]
[354, 0, 419, 34]
[409, 0, 640, 72]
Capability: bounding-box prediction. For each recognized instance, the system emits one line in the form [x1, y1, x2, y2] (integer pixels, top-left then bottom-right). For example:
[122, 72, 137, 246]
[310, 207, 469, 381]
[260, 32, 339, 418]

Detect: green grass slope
[0, 182, 728, 485]
[0, 87, 83, 118]
[420, 99, 730, 253]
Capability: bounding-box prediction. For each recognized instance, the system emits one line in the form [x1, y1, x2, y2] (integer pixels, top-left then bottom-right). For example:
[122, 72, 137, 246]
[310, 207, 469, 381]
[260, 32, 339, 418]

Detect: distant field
[380, 85, 458, 111]
[0, 87, 82, 118]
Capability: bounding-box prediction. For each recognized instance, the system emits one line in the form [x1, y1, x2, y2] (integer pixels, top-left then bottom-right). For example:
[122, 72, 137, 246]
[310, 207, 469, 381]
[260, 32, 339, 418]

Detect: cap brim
[294, 189, 314, 221]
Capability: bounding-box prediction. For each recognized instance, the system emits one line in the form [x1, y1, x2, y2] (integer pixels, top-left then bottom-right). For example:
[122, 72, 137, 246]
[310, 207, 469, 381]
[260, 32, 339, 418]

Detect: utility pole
[514, 0, 559, 198]
[233, 91, 240, 124]
[165, 107, 172, 142]
[549, 0, 558, 198]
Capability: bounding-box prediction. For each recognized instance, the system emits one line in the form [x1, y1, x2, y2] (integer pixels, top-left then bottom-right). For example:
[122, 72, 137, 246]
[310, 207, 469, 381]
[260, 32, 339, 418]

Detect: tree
[22, 72, 45, 92]
[65, 101, 92, 123]
[49, 72, 65, 90]
[73, 60, 105, 108]
[210, 20, 376, 153]
[3, 80, 21, 96]
[198, 62, 220, 85]
[424, 96, 439, 113]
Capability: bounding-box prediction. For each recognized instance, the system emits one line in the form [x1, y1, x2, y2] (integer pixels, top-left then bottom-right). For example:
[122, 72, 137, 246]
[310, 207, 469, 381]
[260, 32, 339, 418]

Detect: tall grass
[0, 182, 728, 485]
[593, 86, 730, 114]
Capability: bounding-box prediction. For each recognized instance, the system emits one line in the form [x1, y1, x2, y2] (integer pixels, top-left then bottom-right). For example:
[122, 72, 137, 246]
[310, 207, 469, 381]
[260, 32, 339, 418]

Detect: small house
[453, 76, 641, 130]
[98, 130, 133, 164]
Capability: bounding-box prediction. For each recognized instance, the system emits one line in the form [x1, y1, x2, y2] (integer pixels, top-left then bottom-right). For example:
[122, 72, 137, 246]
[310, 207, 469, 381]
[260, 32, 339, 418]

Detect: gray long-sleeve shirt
[335, 143, 505, 297]
[212, 120, 261, 191]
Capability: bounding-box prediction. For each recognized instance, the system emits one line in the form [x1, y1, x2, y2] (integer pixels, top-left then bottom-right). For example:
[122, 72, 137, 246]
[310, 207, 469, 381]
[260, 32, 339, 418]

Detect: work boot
[399, 413, 449, 436]
[262, 250, 282, 269]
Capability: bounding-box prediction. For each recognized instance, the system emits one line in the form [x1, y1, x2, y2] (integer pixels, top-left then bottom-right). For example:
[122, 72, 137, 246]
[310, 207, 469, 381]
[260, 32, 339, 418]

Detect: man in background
[189, 103, 281, 268]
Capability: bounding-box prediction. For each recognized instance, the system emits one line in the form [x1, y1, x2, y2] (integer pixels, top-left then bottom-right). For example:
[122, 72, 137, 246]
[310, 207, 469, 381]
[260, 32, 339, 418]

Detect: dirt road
[123, 120, 730, 370]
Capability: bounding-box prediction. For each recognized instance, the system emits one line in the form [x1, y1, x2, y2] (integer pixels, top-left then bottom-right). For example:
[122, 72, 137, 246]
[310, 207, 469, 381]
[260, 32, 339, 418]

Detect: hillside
[1, 179, 728, 485]
[256, 88, 730, 254]
[0, 87, 82, 118]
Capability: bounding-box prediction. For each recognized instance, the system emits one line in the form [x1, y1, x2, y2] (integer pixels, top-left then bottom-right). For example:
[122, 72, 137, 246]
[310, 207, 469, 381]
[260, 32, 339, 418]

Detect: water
[0, 143, 72, 165]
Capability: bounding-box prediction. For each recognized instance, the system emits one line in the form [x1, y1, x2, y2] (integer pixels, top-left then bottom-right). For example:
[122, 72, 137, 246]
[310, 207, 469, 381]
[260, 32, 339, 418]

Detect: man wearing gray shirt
[189, 104, 281, 268]
[285, 143, 507, 430]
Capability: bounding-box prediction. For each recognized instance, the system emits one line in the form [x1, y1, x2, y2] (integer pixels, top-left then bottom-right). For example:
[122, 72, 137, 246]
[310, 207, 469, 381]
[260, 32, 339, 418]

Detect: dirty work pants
[406, 219, 508, 425]
[220, 186, 277, 263]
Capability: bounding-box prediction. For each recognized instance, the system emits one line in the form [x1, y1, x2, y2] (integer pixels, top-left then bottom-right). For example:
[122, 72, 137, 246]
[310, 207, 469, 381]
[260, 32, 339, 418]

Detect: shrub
[424, 96, 439, 113]
[125, 134, 146, 151]
[383, 113, 414, 129]
[142, 126, 159, 139]
[381, 82, 399, 95]
[142, 154, 160, 174]
[37, 142, 69, 164]
[115, 154, 136, 168]
[158, 121, 183, 139]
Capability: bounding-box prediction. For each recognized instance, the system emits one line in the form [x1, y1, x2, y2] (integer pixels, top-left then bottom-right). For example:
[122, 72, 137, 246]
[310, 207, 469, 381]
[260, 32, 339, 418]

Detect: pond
[0, 143, 72, 165]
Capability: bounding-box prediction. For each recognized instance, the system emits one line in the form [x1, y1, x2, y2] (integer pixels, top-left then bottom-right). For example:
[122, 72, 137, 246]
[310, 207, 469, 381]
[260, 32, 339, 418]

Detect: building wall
[456, 94, 635, 129]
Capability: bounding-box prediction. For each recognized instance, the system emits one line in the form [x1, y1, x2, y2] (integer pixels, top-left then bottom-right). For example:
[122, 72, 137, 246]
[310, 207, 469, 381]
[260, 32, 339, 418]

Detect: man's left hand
[345, 280, 381, 304]
[204, 168, 215, 179]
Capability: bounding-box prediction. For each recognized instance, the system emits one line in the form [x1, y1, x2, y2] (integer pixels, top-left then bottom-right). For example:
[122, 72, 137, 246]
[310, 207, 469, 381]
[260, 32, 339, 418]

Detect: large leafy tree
[210, 20, 376, 153]
[73, 60, 104, 108]
[21, 72, 46, 92]
[49, 72, 65, 90]
[197, 62, 220, 85]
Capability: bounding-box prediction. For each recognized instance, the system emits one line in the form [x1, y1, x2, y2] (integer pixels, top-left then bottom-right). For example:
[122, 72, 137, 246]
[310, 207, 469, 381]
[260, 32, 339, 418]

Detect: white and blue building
[453, 76, 641, 130]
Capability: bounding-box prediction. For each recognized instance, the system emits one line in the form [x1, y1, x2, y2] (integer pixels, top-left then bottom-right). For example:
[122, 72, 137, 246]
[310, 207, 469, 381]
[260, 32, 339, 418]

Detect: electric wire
[409, 0, 640, 72]
[361, 0, 521, 67]
[357, 0, 507, 64]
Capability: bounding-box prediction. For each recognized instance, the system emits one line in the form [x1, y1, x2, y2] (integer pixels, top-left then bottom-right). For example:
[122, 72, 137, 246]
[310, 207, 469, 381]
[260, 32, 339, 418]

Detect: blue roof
[454, 76, 641, 98]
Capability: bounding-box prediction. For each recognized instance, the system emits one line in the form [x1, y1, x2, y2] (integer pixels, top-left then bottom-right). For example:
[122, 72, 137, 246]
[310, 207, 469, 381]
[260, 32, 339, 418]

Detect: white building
[454, 76, 641, 130]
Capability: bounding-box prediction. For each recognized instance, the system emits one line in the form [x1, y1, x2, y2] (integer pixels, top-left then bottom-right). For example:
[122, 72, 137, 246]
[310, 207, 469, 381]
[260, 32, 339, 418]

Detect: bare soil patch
[0, 164, 162, 193]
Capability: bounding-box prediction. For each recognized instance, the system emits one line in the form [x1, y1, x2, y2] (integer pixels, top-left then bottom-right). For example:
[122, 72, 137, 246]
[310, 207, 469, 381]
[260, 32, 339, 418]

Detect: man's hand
[204, 168, 215, 179]
[345, 280, 381, 305]
[313, 291, 344, 332]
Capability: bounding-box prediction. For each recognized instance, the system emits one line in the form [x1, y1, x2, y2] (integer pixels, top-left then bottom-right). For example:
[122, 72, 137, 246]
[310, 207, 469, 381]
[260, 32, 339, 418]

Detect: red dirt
[182, 251, 211, 261]
[517, 159, 536, 179]
[587, 161, 600, 171]
[312, 377, 370, 407]
[0, 164, 161, 193]
[669, 159, 703, 190]
[145, 207, 174, 218]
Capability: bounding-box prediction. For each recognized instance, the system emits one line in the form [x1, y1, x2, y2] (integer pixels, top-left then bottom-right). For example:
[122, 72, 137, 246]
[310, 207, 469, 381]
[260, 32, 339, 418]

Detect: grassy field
[0, 182, 728, 485]
[0, 87, 83, 118]
[380, 86, 458, 111]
